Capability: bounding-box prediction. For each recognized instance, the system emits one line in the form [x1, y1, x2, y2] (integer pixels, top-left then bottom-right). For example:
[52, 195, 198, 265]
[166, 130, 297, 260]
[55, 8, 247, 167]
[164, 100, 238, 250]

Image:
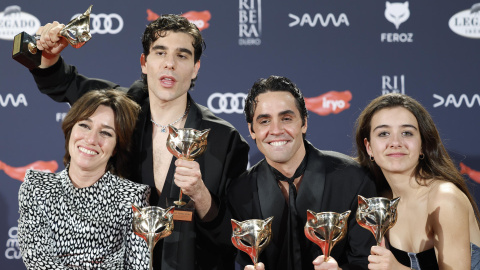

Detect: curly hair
[141, 14, 206, 90]
[244, 75, 308, 136]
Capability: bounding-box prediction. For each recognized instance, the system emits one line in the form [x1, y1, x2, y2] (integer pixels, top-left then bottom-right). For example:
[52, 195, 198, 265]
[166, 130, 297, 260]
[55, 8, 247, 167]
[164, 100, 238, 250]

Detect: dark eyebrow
[373, 124, 418, 132]
[151, 45, 193, 56]
[255, 110, 296, 121]
[83, 118, 116, 133]
[255, 114, 270, 121]
[279, 110, 295, 116]
[101, 124, 116, 133]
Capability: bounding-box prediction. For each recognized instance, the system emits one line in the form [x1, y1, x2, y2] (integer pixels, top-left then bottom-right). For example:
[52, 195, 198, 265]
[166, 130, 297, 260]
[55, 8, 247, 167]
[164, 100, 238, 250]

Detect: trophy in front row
[132, 205, 175, 270]
[12, 5, 93, 69]
[166, 125, 210, 221]
[231, 217, 273, 268]
[304, 210, 351, 261]
[356, 195, 400, 246]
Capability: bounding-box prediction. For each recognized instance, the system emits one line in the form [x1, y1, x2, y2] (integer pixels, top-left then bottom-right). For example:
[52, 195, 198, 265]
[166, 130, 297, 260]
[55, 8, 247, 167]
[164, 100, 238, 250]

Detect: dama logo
[304, 91, 352, 116]
[146, 9, 211, 31]
[460, 162, 480, 184]
[0, 160, 58, 182]
[0, 93, 27, 107]
[433, 94, 480, 108]
[288, 13, 350, 27]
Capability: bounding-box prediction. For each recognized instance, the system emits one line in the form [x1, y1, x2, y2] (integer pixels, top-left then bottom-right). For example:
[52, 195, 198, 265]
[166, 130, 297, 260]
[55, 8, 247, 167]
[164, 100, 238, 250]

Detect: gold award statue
[132, 205, 175, 270]
[166, 125, 210, 221]
[231, 217, 273, 268]
[355, 195, 400, 246]
[304, 210, 351, 261]
[12, 5, 93, 69]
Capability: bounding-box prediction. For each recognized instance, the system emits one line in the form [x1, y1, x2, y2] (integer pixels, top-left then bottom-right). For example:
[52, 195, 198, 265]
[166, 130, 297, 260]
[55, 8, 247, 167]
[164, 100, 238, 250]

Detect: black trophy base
[12, 32, 41, 70]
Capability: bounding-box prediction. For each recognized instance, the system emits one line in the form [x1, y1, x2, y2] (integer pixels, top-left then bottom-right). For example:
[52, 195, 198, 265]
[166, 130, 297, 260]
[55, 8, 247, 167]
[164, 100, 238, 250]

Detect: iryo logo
[0, 160, 58, 182]
[304, 91, 352, 116]
[146, 9, 211, 31]
[433, 93, 480, 108]
[460, 162, 480, 184]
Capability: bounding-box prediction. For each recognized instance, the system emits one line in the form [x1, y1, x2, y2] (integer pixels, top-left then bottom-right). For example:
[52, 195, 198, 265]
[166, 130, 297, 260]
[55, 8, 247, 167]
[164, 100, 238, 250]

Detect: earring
[419, 153, 425, 160]
[369, 155, 374, 161]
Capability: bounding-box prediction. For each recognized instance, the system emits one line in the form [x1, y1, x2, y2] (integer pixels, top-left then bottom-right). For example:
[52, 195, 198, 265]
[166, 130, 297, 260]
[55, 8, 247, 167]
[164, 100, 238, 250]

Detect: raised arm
[30, 22, 126, 105]
[35, 21, 68, 68]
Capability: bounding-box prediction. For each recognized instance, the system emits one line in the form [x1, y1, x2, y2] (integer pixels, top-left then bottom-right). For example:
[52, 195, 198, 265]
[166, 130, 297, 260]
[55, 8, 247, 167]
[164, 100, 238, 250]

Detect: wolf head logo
[385, 1, 410, 30]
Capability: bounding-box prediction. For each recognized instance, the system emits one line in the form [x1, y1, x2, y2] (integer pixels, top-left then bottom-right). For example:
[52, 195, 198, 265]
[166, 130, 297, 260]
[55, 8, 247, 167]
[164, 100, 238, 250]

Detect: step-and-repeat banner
[1, 0, 479, 268]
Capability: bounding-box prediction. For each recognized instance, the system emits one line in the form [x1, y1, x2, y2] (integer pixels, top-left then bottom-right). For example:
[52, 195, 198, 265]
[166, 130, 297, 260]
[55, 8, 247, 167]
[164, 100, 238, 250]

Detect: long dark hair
[355, 93, 480, 223]
[62, 89, 140, 178]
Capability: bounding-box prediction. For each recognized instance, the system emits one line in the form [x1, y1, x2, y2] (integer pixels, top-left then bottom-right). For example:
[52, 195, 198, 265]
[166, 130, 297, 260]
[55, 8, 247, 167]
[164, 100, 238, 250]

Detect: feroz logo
[385, 1, 410, 29]
[304, 91, 352, 116]
[239, 0, 262, 46]
[433, 93, 480, 108]
[0, 93, 27, 107]
[381, 1, 413, 43]
[449, 3, 480, 39]
[146, 9, 211, 31]
[56, 103, 71, 122]
[71, 12, 123, 34]
[207, 92, 247, 114]
[382, 75, 405, 95]
[5, 227, 21, 260]
[0, 6, 40, 41]
[288, 13, 349, 27]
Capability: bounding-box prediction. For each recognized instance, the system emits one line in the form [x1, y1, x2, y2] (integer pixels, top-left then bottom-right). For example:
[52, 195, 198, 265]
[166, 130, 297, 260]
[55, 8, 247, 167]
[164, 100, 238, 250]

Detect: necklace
[151, 103, 190, 133]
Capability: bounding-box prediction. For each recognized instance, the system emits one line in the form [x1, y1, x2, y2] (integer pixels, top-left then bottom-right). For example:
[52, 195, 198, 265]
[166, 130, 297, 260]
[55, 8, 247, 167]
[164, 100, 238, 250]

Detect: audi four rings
[207, 92, 247, 114]
[70, 13, 123, 34]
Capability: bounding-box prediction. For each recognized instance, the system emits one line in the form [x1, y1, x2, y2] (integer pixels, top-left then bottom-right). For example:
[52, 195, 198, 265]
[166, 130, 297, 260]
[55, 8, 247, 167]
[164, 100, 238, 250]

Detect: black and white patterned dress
[18, 168, 151, 269]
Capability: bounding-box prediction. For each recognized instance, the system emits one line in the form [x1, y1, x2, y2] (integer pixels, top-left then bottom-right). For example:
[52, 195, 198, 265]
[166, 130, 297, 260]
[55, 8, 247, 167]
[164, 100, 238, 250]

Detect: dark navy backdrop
[1, 1, 479, 268]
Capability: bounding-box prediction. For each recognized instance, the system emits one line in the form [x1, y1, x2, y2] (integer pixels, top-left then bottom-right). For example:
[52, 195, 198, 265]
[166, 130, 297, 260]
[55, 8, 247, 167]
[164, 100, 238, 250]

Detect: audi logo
[207, 92, 247, 114]
[70, 13, 123, 34]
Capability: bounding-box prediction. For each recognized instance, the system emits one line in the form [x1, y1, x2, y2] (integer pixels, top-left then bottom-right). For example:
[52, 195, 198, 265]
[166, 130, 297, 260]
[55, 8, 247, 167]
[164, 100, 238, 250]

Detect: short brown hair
[61, 89, 140, 178]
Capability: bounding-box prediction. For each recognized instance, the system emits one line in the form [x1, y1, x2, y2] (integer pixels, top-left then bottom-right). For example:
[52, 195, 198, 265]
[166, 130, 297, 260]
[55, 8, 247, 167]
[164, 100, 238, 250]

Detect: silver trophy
[304, 210, 351, 261]
[231, 217, 273, 268]
[132, 205, 175, 270]
[355, 195, 400, 246]
[166, 125, 210, 206]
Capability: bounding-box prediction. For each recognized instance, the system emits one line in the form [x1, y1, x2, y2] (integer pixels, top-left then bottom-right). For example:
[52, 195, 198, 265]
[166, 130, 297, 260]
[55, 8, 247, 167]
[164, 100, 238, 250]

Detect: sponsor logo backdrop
[1, 1, 479, 268]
